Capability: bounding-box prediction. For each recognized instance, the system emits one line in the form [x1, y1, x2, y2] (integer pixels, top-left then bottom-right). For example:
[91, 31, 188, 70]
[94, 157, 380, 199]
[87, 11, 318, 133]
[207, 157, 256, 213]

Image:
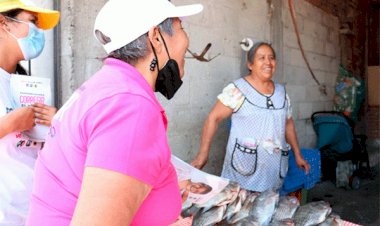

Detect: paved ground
[306, 141, 380, 226]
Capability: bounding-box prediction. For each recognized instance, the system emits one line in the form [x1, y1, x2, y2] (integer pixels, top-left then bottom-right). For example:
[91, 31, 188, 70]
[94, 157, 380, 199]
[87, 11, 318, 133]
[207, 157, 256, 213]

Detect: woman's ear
[0, 15, 10, 32]
[147, 26, 162, 53]
[0, 16, 8, 35]
[247, 62, 253, 71]
[0, 14, 7, 26]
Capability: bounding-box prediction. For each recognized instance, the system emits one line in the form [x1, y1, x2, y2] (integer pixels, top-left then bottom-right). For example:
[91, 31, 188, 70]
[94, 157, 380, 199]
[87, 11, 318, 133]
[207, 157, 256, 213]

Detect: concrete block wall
[167, 0, 270, 175]
[57, 0, 341, 175]
[58, 0, 106, 104]
[282, 0, 340, 148]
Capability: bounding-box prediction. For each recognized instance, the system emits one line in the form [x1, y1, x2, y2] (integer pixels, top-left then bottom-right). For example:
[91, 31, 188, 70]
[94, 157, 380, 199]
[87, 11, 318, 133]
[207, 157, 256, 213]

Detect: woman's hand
[0, 107, 35, 138]
[295, 155, 310, 174]
[8, 107, 35, 132]
[32, 103, 57, 127]
[191, 152, 209, 169]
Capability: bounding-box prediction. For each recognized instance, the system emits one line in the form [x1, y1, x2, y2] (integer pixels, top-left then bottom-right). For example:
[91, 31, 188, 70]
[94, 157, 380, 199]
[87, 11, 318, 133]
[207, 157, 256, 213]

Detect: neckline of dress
[243, 77, 275, 98]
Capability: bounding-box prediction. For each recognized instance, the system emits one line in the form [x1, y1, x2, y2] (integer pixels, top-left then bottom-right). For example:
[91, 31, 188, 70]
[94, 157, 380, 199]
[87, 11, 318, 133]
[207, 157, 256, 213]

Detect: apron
[221, 78, 289, 192]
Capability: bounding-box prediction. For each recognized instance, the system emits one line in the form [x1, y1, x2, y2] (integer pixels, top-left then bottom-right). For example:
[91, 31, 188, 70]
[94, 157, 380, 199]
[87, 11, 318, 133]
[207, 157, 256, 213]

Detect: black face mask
[151, 30, 183, 100]
[155, 59, 183, 100]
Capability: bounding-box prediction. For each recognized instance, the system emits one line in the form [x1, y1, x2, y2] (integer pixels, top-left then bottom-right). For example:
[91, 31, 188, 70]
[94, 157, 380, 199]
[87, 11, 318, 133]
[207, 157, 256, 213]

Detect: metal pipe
[54, 0, 61, 107]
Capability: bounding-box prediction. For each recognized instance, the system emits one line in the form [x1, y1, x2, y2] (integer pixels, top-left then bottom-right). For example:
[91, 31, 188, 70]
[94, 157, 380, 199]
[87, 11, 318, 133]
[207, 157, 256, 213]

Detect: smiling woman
[192, 41, 310, 193]
[0, 0, 59, 225]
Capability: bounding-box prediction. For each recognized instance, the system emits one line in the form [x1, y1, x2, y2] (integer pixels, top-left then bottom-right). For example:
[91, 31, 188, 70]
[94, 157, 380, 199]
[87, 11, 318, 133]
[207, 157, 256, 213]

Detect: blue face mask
[5, 17, 45, 60]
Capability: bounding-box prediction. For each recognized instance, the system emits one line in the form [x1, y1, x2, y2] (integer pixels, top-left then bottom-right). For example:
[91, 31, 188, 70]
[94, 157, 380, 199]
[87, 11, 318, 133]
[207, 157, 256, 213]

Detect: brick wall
[306, 0, 380, 139]
[367, 2, 380, 139]
[368, 106, 380, 138]
[305, 0, 366, 78]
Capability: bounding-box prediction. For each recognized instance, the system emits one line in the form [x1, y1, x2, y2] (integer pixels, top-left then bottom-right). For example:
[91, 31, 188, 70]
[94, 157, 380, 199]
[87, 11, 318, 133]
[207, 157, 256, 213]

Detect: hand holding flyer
[10, 74, 52, 141]
[171, 155, 230, 205]
[31, 103, 57, 127]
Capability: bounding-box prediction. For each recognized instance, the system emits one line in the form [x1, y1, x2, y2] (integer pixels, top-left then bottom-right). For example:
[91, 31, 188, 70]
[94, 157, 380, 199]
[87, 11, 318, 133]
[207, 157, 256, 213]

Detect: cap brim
[167, 4, 203, 18]
[97, 2, 203, 54]
[3, 5, 60, 30]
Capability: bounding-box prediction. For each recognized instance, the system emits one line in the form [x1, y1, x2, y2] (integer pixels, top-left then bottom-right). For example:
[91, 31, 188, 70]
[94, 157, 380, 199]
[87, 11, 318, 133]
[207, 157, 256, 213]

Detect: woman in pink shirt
[26, 0, 203, 225]
[0, 1, 59, 224]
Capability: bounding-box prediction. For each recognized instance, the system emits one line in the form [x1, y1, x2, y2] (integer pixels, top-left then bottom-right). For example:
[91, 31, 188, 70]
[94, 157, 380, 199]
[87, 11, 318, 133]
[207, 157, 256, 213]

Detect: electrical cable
[289, 0, 327, 95]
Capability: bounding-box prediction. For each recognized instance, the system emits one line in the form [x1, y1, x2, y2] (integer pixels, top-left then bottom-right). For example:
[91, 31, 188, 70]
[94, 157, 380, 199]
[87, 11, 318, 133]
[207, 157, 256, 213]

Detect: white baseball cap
[94, 0, 203, 54]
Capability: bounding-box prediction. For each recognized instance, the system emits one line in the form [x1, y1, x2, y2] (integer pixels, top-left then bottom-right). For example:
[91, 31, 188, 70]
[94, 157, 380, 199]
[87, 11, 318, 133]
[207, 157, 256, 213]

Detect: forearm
[0, 115, 12, 138]
[286, 118, 311, 172]
[285, 118, 301, 157]
[192, 101, 233, 168]
[71, 167, 151, 226]
[0, 107, 35, 138]
[200, 101, 233, 153]
[198, 116, 220, 157]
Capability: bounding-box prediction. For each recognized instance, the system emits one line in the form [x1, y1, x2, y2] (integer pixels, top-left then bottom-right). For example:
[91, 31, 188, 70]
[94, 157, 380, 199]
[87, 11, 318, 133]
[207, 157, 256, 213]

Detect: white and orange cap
[0, 0, 60, 30]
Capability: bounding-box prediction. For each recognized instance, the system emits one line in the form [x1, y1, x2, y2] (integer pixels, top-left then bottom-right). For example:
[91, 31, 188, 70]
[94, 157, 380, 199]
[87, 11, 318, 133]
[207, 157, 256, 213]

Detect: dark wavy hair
[1, 9, 23, 18]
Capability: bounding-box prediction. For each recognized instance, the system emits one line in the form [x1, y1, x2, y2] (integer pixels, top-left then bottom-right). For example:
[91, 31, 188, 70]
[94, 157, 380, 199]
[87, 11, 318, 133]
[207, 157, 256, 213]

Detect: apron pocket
[231, 138, 258, 176]
[279, 149, 289, 178]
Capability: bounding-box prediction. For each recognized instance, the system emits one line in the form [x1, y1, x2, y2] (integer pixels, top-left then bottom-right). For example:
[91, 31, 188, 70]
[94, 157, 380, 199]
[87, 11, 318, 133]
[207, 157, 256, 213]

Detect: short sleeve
[286, 93, 293, 119]
[217, 83, 245, 112]
[82, 94, 169, 186]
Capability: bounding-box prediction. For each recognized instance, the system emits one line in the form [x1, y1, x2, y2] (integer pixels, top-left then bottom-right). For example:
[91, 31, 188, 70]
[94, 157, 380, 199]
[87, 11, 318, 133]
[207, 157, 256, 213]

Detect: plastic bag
[0, 143, 34, 226]
[333, 65, 364, 121]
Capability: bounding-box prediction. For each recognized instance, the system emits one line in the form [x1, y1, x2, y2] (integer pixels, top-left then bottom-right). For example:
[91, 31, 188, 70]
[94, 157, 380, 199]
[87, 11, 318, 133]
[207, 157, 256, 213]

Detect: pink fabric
[26, 58, 181, 226]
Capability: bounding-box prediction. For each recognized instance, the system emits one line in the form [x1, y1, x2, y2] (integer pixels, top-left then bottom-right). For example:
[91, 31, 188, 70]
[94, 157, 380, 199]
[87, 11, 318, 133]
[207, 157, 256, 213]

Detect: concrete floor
[306, 140, 380, 226]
